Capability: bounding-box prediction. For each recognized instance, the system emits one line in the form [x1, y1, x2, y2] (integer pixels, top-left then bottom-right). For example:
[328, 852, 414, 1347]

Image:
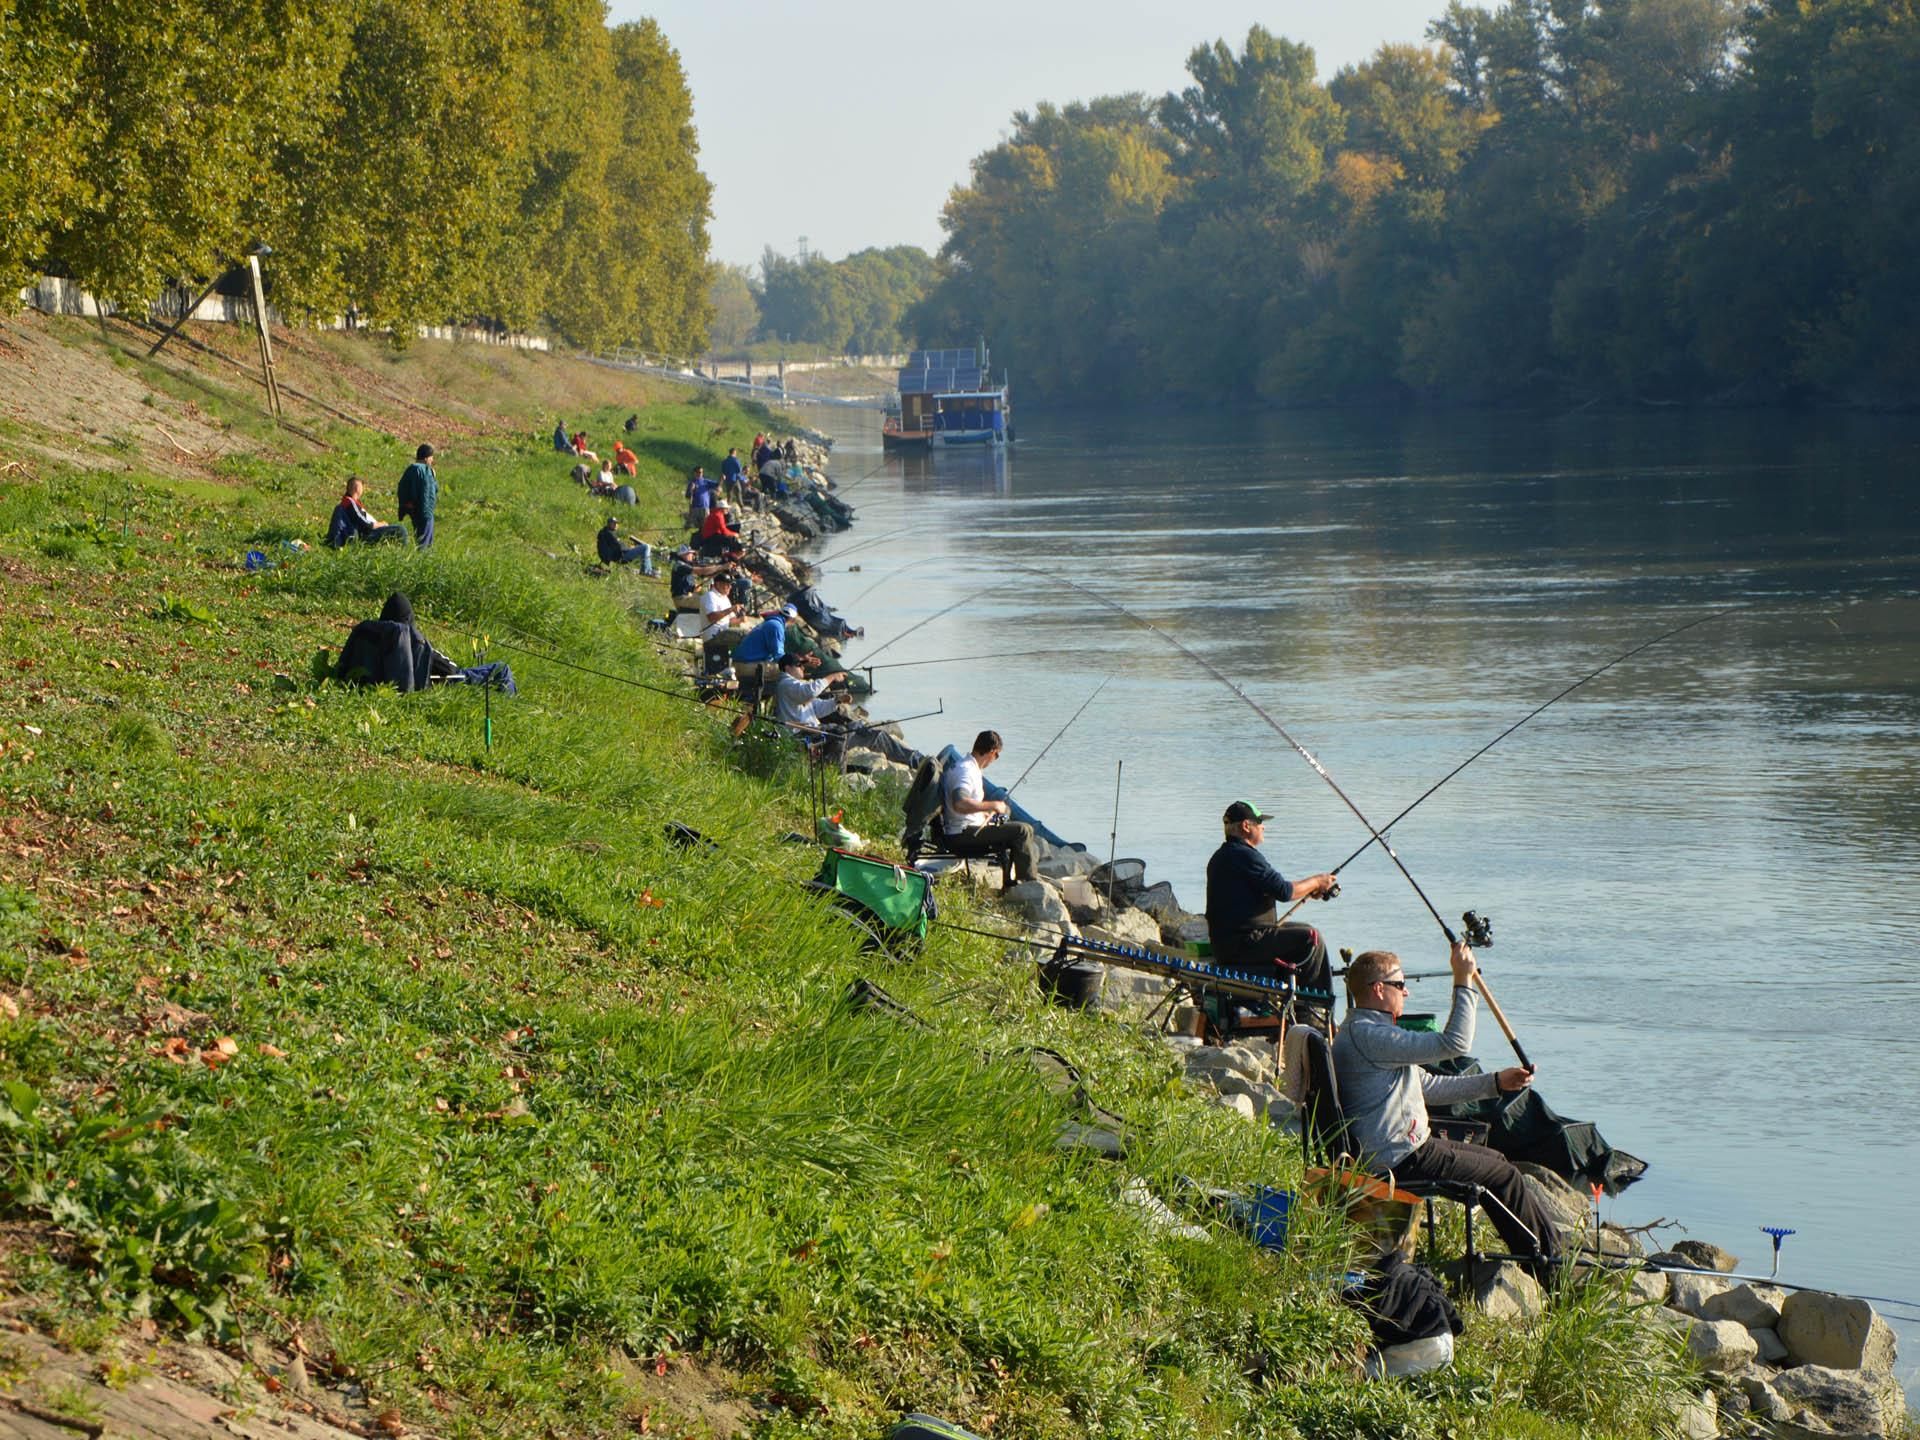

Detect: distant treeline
[909, 1, 1920, 408]
[705, 247, 936, 355]
[0, 1, 712, 351]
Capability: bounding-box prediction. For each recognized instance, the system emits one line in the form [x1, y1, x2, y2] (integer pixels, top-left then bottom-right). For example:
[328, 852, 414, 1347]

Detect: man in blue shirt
[732, 603, 801, 690]
[396, 443, 438, 548]
[1204, 799, 1337, 1026]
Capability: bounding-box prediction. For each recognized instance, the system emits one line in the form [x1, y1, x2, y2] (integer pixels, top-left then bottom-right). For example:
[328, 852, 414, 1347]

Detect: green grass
[0, 334, 1691, 1439]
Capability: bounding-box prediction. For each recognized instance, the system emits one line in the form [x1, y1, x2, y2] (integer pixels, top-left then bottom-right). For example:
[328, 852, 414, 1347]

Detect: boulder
[1036, 845, 1095, 881]
[1184, 1045, 1267, 1084]
[1670, 1238, 1740, 1273]
[1466, 1260, 1546, 1322]
[1750, 1326, 1789, 1365]
[1701, 1282, 1785, 1331]
[1597, 1222, 1645, 1259]
[1513, 1161, 1591, 1232]
[1168, 1003, 1207, 1038]
[1066, 891, 1114, 927]
[1778, 1290, 1898, 1374]
[1667, 1270, 1734, 1318]
[1004, 879, 1072, 931]
[1630, 1266, 1671, 1305]
[1095, 967, 1168, 1012]
[1211, 1071, 1289, 1119]
[1685, 1317, 1759, 1372]
[1736, 1369, 1792, 1426]
[1086, 906, 1161, 948]
[1216, 1092, 1257, 1123]
[1670, 1390, 1719, 1440]
[1772, 1363, 1905, 1439]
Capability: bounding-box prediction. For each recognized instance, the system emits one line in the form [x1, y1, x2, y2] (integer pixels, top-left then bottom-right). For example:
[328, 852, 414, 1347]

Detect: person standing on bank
[396, 443, 438, 548]
[1205, 800, 1338, 1024]
[1333, 944, 1565, 1279]
[941, 730, 1040, 884]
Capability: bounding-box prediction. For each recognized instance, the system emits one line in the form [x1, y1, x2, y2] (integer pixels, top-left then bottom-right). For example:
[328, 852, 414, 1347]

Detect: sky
[614, 1, 1453, 273]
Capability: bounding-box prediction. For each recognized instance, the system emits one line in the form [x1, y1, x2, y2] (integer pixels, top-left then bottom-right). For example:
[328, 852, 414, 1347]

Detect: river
[791, 403, 1920, 1385]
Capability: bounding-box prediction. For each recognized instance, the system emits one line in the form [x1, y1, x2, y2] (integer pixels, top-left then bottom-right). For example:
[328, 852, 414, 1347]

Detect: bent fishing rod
[1010, 563, 1535, 1070]
[852, 579, 1009, 665]
[1274, 606, 1737, 926]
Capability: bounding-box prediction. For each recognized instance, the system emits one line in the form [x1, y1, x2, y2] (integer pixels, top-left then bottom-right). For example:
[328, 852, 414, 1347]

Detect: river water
[792, 403, 1920, 1383]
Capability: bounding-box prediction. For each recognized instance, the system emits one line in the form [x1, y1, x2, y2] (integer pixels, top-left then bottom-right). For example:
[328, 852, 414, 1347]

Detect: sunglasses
[1378, 978, 1408, 992]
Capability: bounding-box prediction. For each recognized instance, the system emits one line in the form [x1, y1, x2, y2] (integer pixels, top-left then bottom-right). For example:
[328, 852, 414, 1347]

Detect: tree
[707, 264, 760, 351]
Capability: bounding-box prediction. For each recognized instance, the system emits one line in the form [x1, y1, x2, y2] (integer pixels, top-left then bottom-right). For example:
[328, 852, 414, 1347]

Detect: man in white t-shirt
[699, 573, 746, 670]
[938, 729, 1039, 883]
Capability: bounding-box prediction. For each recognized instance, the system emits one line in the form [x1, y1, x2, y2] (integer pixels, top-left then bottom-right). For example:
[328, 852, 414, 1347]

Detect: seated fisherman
[790, 584, 864, 640]
[669, 545, 722, 612]
[325, 477, 407, 548]
[1205, 800, 1338, 1026]
[938, 730, 1040, 884]
[696, 499, 742, 559]
[732, 603, 801, 690]
[334, 592, 461, 692]
[1333, 944, 1565, 1279]
[774, 653, 920, 766]
[596, 515, 655, 573]
[698, 572, 746, 669]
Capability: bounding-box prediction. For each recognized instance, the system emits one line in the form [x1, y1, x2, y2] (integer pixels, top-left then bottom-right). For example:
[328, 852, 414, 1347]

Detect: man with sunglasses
[1205, 800, 1339, 1029]
[1334, 944, 1565, 1278]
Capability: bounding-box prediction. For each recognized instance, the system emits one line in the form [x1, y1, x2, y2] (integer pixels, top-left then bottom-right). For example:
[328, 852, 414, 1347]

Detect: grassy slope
[0, 318, 1689, 1440]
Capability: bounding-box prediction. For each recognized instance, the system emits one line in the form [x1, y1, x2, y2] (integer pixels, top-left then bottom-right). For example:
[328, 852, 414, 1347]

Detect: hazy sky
[614, 1, 1449, 273]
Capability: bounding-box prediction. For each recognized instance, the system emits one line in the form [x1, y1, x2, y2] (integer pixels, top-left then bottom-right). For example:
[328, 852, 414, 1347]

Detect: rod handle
[1473, 971, 1533, 1073]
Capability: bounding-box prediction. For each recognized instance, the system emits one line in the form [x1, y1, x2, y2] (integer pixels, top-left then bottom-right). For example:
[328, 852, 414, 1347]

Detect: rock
[1778, 1290, 1899, 1374]
[1266, 1093, 1300, 1131]
[1772, 1363, 1905, 1439]
[1596, 1222, 1645, 1259]
[1737, 1369, 1792, 1425]
[1036, 846, 1095, 881]
[1702, 1282, 1786, 1330]
[1686, 1317, 1759, 1372]
[1085, 906, 1161, 948]
[1067, 891, 1114, 927]
[1512, 1161, 1590, 1232]
[1629, 1266, 1671, 1304]
[1168, 1003, 1207, 1037]
[1211, 1072, 1288, 1119]
[1216, 1092, 1257, 1122]
[1671, 1390, 1719, 1440]
[1670, 1238, 1740, 1272]
[1467, 1260, 1546, 1321]
[1095, 967, 1167, 1012]
[1750, 1326, 1789, 1365]
[1184, 1044, 1267, 1084]
[1667, 1270, 1734, 1318]
[1004, 879, 1072, 930]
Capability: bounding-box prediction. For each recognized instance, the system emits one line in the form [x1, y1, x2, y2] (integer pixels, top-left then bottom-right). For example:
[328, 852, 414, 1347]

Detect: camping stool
[908, 818, 1015, 888]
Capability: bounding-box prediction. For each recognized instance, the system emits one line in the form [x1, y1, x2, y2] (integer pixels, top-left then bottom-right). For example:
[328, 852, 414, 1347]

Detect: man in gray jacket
[1332, 943, 1565, 1276]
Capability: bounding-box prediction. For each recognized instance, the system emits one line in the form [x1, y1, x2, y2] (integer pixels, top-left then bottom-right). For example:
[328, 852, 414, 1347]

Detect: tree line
[703, 247, 936, 356]
[909, 0, 1920, 408]
[0, 0, 713, 352]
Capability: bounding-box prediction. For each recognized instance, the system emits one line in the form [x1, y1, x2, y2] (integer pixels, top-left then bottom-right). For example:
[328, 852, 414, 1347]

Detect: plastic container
[1060, 874, 1097, 908]
[1250, 1186, 1292, 1251]
[1365, 1332, 1454, 1378]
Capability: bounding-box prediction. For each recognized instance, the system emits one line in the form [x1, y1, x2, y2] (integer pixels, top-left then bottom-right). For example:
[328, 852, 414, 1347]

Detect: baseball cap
[1222, 800, 1269, 825]
[780, 604, 798, 619]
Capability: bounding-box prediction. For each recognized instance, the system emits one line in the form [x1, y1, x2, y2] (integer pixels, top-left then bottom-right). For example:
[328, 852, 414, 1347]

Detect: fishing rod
[817, 525, 912, 565]
[1011, 563, 1535, 1071]
[1273, 608, 1737, 925]
[1005, 677, 1111, 797]
[862, 648, 1059, 672]
[852, 579, 1008, 665]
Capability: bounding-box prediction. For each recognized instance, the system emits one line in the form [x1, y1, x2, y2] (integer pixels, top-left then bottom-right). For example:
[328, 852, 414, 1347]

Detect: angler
[1204, 800, 1339, 1033]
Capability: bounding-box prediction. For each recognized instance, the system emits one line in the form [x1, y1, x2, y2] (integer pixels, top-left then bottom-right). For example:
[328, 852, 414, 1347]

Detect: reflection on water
[800, 404, 1920, 1381]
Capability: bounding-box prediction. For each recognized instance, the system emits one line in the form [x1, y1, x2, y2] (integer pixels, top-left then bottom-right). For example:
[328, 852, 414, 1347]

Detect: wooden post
[247, 254, 283, 420]
[148, 273, 226, 357]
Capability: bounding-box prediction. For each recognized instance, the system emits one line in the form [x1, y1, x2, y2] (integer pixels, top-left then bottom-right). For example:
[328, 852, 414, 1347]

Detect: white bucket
[1060, 875, 1097, 908]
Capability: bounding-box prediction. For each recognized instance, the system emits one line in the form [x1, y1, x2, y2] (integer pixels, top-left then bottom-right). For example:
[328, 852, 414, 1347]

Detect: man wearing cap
[775, 653, 922, 766]
[1205, 801, 1337, 1027]
[698, 572, 748, 673]
[596, 515, 655, 574]
[696, 498, 742, 559]
[396, 443, 438, 548]
[668, 546, 721, 612]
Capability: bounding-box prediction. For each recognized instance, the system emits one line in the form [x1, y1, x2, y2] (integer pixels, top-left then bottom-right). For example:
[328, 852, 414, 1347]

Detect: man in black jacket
[1204, 799, 1338, 1026]
[596, 515, 655, 573]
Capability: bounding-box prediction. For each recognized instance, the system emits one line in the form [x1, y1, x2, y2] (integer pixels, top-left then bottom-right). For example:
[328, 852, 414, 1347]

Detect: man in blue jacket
[732, 603, 801, 690]
[396, 443, 438, 548]
[1205, 800, 1337, 1025]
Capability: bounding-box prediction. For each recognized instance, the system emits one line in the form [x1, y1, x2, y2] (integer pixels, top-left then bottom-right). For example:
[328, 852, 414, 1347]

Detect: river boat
[886, 344, 1013, 449]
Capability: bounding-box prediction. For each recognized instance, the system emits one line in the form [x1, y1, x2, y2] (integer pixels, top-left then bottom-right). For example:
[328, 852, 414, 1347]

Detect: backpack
[1349, 1251, 1462, 1348]
[901, 756, 948, 857]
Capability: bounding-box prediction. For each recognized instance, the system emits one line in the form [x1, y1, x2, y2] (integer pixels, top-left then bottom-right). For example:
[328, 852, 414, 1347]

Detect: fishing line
[846, 557, 925, 606]
[1005, 677, 1112, 796]
[862, 648, 1060, 672]
[816, 525, 912, 565]
[852, 579, 1009, 665]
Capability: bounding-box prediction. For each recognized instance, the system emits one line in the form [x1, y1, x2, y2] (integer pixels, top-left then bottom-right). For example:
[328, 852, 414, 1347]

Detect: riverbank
[1, 315, 1703, 1439]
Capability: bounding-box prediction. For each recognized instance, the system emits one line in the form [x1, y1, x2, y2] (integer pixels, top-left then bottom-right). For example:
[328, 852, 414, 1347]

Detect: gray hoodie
[1331, 986, 1501, 1169]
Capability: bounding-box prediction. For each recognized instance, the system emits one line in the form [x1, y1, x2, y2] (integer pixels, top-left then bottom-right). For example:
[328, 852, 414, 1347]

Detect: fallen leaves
[201, 1036, 239, 1069]
[637, 889, 664, 909]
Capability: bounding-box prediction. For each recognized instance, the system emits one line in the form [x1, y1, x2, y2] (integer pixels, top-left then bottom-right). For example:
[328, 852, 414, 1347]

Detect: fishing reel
[1461, 910, 1494, 949]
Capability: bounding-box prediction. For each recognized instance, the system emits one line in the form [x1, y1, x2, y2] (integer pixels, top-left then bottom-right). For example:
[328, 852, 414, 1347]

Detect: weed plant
[0, 330, 1692, 1438]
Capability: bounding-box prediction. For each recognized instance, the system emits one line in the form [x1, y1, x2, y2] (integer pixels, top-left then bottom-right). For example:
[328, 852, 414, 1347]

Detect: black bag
[900, 757, 946, 857]
[1350, 1251, 1462, 1348]
[889, 1418, 982, 1440]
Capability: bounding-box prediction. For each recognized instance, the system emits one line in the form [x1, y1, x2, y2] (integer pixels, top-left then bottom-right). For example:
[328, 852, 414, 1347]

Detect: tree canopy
[916, 6, 1920, 407]
[757, 246, 936, 354]
[2, 0, 713, 353]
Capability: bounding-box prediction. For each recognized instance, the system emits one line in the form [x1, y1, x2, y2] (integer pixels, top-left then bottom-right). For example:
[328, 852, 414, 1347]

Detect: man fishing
[1204, 800, 1337, 1030]
[1334, 944, 1564, 1280]
[941, 730, 1040, 884]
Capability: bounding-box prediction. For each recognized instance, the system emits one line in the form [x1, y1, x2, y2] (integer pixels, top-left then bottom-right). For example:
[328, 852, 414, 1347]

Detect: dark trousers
[1215, 924, 1332, 1018]
[1392, 1136, 1564, 1267]
[408, 512, 434, 548]
[943, 820, 1038, 883]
